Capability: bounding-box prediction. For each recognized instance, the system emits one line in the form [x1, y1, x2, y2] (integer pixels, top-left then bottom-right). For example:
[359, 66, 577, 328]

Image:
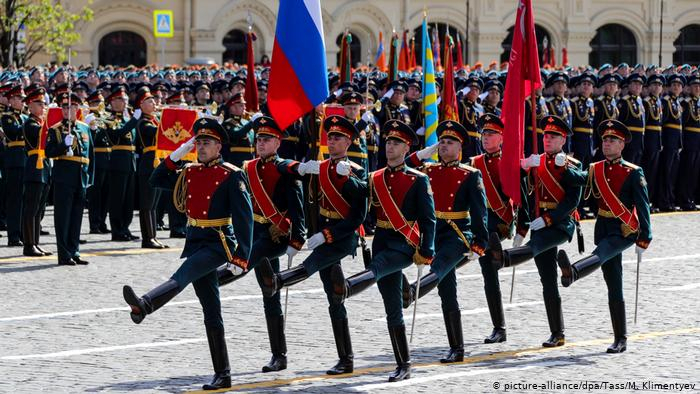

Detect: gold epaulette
[348, 160, 364, 170]
[566, 155, 581, 166]
[406, 166, 427, 178]
[458, 163, 479, 173]
[621, 160, 640, 170]
[219, 161, 241, 172]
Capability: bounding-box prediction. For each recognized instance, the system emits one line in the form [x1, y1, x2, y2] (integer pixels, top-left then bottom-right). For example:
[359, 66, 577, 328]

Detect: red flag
[499, 0, 541, 206]
[549, 47, 556, 68]
[245, 31, 259, 112]
[455, 33, 464, 70]
[398, 30, 409, 72]
[37, 108, 63, 169]
[440, 35, 459, 122]
[562, 47, 569, 66]
[155, 108, 198, 166]
[376, 31, 387, 72]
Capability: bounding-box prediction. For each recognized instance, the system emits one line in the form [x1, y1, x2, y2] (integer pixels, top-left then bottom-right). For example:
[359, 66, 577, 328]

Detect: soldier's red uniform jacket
[583, 157, 652, 248]
[314, 157, 368, 245]
[369, 162, 436, 262]
[528, 153, 584, 240]
[471, 150, 530, 240]
[151, 155, 253, 269]
[243, 155, 306, 250]
[407, 153, 488, 255]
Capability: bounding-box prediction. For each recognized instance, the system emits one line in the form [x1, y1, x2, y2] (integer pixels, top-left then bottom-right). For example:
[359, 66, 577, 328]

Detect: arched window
[673, 24, 700, 65]
[411, 23, 462, 67]
[335, 32, 362, 67]
[98, 31, 147, 67]
[501, 25, 552, 65]
[589, 24, 637, 68]
[222, 29, 247, 64]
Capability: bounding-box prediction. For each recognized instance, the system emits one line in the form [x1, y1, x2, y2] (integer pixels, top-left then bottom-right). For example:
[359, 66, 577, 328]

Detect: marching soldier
[133, 87, 167, 248]
[44, 93, 94, 266]
[400, 119, 489, 361]
[104, 85, 140, 241]
[1, 85, 28, 246]
[21, 86, 52, 256]
[545, 72, 573, 152]
[222, 93, 256, 167]
[677, 75, 700, 211]
[123, 118, 253, 390]
[641, 74, 665, 212]
[657, 74, 684, 212]
[86, 90, 112, 234]
[372, 80, 411, 169]
[216, 115, 306, 373]
[524, 87, 549, 157]
[617, 74, 646, 165]
[557, 119, 652, 353]
[489, 115, 584, 348]
[258, 115, 367, 376]
[458, 76, 484, 160]
[330, 120, 435, 381]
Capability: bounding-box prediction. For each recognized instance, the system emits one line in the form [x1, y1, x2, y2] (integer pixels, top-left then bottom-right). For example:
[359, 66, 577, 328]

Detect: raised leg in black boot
[122, 279, 180, 324]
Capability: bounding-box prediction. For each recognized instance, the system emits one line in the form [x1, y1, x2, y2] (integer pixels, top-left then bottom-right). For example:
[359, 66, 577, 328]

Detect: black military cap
[540, 115, 572, 137]
[646, 74, 665, 86]
[135, 87, 154, 107]
[193, 117, 228, 143]
[625, 74, 646, 86]
[388, 80, 408, 93]
[406, 79, 422, 91]
[194, 81, 211, 92]
[436, 120, 469, 144]
[257, 81, 268, 92]
[465, 76, 483, 91]
[58, 92, 83, 106]
[484, 80, 503, 93]
[383, 120, 417, 145]
[599, 73, 622, 87]
[545, 72, 569, 88]
[478, 113, 504, 135]
[324, 115, 359, 140]
[87, 90, 104, 104]
[687, 75, 700, 86]
[107, 84, 129, 101]
[338, 81, 360, 93]
[24, 86, 46, 104]
[666, 74, 686, 87]
[211, 80, 228, 93]
[339, 91, 363, 106]
[253, 115, 287, 139]
[598, 119, 631, 143]
[575, 72, 597, 86]
[5, 85, 25, 99]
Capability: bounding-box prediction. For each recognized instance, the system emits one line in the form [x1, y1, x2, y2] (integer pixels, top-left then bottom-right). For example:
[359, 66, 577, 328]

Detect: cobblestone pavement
[1, 209, 698, 393]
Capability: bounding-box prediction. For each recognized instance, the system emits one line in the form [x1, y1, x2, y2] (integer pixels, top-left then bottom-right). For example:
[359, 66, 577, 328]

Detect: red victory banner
[154, 107, 198, 166]
[36, 107, 64, 169]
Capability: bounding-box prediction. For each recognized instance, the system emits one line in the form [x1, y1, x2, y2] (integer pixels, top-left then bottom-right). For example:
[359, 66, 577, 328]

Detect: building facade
[33, 0, 700, 68]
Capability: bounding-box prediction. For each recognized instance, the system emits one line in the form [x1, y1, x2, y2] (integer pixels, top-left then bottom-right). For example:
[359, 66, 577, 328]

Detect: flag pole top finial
[246, 11, 253, 31]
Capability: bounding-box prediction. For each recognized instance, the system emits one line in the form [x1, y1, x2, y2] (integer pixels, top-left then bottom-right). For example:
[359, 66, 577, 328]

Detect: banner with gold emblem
[154, 107, 198, 165]
[36, 107, 64, 169]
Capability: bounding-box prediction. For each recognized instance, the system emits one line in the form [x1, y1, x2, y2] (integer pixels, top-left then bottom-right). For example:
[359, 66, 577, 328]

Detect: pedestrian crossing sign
[153, 10, 174, 38]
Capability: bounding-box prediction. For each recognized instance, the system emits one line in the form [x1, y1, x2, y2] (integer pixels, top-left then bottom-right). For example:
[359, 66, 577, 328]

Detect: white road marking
[659, 283, 700, 291]
[350, 360, 571, 391]
[1, 338, 206, 360]
[371, 301, 542, 322]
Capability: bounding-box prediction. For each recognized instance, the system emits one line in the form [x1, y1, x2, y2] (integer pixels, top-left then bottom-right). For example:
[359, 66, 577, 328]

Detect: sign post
[153, 10, 174, 65]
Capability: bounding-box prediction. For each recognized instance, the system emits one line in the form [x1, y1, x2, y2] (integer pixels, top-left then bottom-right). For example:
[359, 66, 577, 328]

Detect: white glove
[460, 86, 470, 96]
[416, 126, 426, 136]
[84, 113, 95, 125]
[169, 137, 195, 162]
[520, 154, 541, 169]
[512, 233, 525, 248]
[66, 147, 74, 157]
[133, 109, 142, 120]
[122, 109, 130, 120]
[297, 160, 320, 176]
[64, 134, 74, 147]
[555, 152, 567, 167]
[48, 102, 58, 108]
[286, 245, 299, 260]
[333, 89, 343, 98]
[416, 143, 438, 160]
[636, 245, 646, 256]
[251, 112, 263, 121]
[306, 232, 326, 250]
[382, 88, 394, 100]
[226, 263, 244, 276]
[530, 217, 546, 231]
[361, 111, 375, 123]
[336, 160, 351, 176]
[468, 251, 480, 261]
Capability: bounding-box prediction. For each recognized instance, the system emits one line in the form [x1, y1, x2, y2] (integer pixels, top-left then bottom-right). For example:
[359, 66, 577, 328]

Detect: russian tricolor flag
[268, 0, 329, 130]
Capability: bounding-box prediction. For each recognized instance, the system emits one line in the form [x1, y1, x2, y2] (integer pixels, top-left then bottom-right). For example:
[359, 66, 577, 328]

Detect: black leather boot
[22, 212, 41, 256]
[202, 327, 231, 390]
[491, 233, 534, 270]
[259, 258, 309, 297]
[402, 271, 439, 308]
[484, 291, 507, 344]
[330, 265, 376, 304]
[140, 211, 166, 249]
[262, 314, 287, 372]
[558, 251, 601, 287]
[326, 318, 354, 375]
[23, 244, 44, 257]
[122, 279, 180, 324]
[607, 301, 627, 353]
[542, 297, 565, 347]
[388, 324, 411, 381]
[440, 310, 464, 363]
[217, 265, 247, 287]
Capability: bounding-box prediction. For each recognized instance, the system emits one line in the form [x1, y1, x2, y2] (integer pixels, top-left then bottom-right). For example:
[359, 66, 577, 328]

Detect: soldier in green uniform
[44, 93, 94, 266]
[458, 76, 484, 160]
[372, 80, 411, 169]
[340, 92, 370, 173]
[490, 115, 585, 347]
[557, 119, 652, 353]
[104, 85, 140, 241]
[21, 86, 52, 256]
[617, 74, 646, 165]
[85, 90, 112, 234]
[222, 93, 256, 167]
[1, 85, 28, 246]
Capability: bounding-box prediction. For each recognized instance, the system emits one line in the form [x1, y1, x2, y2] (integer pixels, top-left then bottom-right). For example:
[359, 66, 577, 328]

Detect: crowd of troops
[0, 61, 668, 389]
